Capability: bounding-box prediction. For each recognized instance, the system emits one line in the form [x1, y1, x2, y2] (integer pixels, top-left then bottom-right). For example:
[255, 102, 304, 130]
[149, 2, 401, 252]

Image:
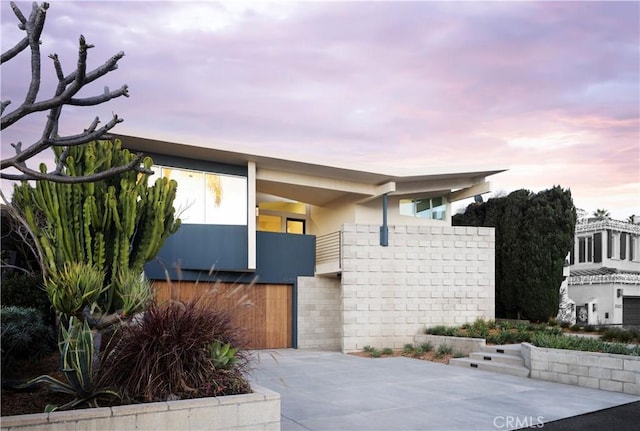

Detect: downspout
[380, 193, 389, 246]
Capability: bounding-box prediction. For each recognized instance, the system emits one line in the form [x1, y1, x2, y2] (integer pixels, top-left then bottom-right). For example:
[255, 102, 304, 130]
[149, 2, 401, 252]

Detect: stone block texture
[297, 276, 342, 350]
[340, 224, 495, 352]
[0, 386, 280, 431]
[527, 345, 640, 396]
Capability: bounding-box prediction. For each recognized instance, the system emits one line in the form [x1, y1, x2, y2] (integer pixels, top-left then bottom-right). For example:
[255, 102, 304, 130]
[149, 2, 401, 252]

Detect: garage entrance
[622, 296, 640, 326]
[153, 281, 293, 349]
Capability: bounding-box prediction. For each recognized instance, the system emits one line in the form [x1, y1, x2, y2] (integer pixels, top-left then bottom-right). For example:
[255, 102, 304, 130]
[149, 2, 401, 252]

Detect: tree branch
[1, 2, 137, 184]
[1, 152, 152, 183]
[0, 36, 28, 64]
[68, 85, 129, 107]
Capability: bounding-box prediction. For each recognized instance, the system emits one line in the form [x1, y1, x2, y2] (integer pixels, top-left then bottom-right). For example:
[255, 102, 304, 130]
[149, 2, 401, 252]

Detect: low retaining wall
[521, 343, 640, 396]
[0, 385, 280, 431]
[414, 334, 486, 356]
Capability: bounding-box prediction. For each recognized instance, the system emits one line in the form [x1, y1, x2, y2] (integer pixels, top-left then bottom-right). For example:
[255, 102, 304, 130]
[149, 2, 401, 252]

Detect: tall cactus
[12, 139, 181, 314]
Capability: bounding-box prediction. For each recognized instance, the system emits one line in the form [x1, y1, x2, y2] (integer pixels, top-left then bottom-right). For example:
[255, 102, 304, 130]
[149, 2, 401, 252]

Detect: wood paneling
[153, 281, 292, 349]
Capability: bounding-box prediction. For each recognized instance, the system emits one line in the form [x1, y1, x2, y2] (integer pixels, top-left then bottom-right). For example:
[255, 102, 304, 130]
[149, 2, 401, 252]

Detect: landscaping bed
[424, 319, 640, 355]
[349, 342, 464, 364]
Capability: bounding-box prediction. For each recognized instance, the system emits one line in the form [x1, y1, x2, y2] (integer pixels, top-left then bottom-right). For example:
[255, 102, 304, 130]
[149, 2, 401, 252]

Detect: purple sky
[2, 1, 639, 219]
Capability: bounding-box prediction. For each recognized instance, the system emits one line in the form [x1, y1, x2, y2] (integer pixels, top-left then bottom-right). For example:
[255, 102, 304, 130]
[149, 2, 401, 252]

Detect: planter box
[414, 334, 486, 356]
[521, 343, 640, 396]
[0, 385, 280, 431]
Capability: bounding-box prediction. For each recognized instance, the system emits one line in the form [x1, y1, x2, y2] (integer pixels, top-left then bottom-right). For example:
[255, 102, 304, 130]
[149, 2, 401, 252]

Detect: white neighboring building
[568, 217, 640, 326]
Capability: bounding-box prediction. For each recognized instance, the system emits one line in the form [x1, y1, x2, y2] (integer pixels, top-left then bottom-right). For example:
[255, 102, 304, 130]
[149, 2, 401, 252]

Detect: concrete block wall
[340, 224, 495, 352]
[522, 343, 640, 396]
[0, 386, 280, 431]
[414, 334, 487, 356]
[297, 276, 342, 350]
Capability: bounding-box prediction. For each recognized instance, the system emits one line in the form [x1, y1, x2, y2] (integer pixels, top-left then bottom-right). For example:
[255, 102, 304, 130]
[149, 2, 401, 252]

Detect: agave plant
[44, 262, 107, 316]
[17, 317, 120, 412]
[111, 269, 153, 317]
[207, 340, 239, 369]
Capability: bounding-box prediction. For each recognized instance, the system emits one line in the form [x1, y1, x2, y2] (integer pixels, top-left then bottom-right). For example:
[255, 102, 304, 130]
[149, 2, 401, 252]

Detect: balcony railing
[315, 231, 341, 275]
[576, 218, 640, 235]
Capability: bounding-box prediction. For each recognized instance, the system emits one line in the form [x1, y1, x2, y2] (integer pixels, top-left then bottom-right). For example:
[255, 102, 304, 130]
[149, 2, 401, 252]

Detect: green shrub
[382, 347, 393, 355]
[363, 345, 374, 353]
[425, 325, 457, 336]
[600, 328, 634, 344]
[0, 271, 50, 318]
[545, 326, 564, 336]
[370, 348, 381, 358]
[470, 318, 490, 338]
[419, 342, 433, 352]
[1, 306, 54, 372]
[98, 297, 251, 402]
[500, 321, 513, 331]
[435, 344, 453, 359]
[531, 333, 639, 356]
[403, 343, 414, 354]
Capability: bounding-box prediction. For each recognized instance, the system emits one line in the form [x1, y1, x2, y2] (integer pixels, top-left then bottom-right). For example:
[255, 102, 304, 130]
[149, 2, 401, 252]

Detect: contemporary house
[119, 134, 504, 352]
[568, 217, 640, 326]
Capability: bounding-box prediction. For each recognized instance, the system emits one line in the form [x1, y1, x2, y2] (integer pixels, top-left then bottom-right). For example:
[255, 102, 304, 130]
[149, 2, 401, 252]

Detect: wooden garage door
[154, 281, 292, 349]
[623, 297, 640, 326]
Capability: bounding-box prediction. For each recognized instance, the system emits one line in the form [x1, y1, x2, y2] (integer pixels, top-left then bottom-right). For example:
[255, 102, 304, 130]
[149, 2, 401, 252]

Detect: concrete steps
[449, 344, 530, 378]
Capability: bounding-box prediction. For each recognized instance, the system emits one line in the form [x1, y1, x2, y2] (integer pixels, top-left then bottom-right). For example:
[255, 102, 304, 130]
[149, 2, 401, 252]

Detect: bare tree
[1, 1, 149, 183]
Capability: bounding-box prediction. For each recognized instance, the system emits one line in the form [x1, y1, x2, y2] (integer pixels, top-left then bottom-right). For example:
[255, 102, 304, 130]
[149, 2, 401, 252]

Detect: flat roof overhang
[116, 134, 506, 206]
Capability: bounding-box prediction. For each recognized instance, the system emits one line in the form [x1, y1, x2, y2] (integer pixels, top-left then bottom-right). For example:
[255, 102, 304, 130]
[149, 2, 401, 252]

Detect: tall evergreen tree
[453, 186, 576, 321]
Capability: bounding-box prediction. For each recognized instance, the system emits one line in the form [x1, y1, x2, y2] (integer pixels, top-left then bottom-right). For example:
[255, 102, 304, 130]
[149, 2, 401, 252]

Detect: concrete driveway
[249, 349, 638, 431]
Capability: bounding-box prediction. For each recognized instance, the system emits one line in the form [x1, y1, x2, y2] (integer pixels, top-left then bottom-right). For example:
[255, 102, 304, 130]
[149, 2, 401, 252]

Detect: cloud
[1, 0, 638, 219]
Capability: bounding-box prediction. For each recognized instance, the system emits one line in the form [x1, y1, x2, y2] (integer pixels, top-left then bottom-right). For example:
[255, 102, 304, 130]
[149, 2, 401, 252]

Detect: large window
[151, 166, 247, 225]
[399, 196, 446, 221]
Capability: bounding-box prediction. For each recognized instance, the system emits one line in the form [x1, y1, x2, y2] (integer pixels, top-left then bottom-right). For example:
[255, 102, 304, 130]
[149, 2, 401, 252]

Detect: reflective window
[286, 219, 305, 234]
[399, 196, 447, 221]
[151, 166, 247, 225]
[258, 214, 282, 232]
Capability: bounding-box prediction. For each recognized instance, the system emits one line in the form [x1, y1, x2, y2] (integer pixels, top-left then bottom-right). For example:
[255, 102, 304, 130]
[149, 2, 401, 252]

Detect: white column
[247, 161, 257, 270]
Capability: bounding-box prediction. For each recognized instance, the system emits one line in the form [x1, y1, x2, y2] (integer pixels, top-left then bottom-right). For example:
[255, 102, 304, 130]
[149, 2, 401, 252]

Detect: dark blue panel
[145, 229, 316, 284]
[145, 224, 248, 279]
[255, 231, 316, 283]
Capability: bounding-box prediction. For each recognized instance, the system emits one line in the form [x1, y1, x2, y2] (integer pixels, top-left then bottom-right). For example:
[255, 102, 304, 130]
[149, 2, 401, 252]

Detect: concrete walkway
[249, 349, 638, 431]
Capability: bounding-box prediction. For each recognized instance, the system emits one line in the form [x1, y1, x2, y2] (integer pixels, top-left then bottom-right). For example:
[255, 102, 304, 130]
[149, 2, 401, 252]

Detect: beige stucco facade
[118, 133, 503, 349]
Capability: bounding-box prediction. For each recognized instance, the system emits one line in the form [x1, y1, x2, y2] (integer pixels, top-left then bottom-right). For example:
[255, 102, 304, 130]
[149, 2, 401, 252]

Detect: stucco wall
[340, 223, 495, 352]
[568, 283, 618, 325]
[297, 276, 342, 350]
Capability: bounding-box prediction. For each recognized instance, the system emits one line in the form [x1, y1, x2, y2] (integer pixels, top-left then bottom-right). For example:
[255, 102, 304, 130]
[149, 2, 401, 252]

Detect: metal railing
[569, 273, 640, 285]
[316, 231, 341, 265]
[576, 218, 640, 235]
